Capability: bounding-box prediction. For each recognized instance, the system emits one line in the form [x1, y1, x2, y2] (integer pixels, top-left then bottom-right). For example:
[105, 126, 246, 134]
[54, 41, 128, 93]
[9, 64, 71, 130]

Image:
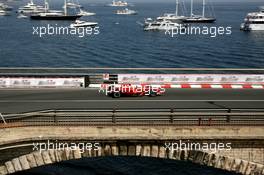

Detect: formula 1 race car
[107, 84, 165, 98]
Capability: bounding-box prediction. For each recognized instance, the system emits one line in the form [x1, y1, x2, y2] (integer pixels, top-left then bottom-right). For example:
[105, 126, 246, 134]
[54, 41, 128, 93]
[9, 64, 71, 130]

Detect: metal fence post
[208, 118, 212, 126]
[198, 117, 201, 126]
[226, 109, 231, 123]
[0, 113, 6, 124]
[170, 108, 174, 123]
[53, 110, 58, 125]
[112, 108, 116, 124]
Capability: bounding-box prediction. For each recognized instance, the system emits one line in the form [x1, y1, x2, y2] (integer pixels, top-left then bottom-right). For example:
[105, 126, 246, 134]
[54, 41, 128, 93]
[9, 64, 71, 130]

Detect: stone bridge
[0, 126, 264, 175]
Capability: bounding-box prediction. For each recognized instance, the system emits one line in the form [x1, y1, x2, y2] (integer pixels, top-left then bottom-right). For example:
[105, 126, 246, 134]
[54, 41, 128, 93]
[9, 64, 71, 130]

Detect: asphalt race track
[0, 88, 263, 113]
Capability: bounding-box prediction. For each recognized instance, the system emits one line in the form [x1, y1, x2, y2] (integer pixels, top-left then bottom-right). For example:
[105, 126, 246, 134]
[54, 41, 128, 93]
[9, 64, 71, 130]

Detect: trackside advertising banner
[0, 77, 84, 88]
[118, 74, 264, 84]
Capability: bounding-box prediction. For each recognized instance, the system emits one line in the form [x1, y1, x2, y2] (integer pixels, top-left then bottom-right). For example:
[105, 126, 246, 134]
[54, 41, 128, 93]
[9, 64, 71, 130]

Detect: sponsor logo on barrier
[103, 74, 110, 80]
[118, 74, 264, 84]
[0, 78, 84, 87]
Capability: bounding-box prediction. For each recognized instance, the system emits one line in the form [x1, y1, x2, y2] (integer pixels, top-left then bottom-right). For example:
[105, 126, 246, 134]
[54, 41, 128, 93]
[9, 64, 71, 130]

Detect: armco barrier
[0, 77, 84, 88]
[117, 74, 264, 85]
[1, 74, 264, 89]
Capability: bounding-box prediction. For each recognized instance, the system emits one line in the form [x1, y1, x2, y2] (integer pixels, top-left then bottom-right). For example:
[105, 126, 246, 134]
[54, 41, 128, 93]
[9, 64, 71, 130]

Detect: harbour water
[13, 156, 241, 175]
[0, 0, 264, 68]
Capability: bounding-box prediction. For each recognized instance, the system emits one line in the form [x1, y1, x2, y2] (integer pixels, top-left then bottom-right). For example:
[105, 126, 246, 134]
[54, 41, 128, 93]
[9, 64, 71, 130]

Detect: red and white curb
[89, 84, 264, 89]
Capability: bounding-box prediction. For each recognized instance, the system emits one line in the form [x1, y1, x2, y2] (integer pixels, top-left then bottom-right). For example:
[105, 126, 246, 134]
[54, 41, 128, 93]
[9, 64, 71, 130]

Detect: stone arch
[0, 143, 264, 175]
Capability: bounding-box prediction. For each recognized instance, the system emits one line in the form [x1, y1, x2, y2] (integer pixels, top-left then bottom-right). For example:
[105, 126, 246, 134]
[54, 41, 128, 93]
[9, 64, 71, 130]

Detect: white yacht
[144, 19, 186, 31]
[70, 20, 98, 28]
[77, 9, 95, 16]
[18, 0, 45, 14]
[109, 0, 128, 7]
[0, 3, 13, 11]
[116, 8, 137, 15]
[157, 0, 187, 22]
[0, 9, 8, 16]
[240, 7, 264, 31]
[17, 13, 28, 18]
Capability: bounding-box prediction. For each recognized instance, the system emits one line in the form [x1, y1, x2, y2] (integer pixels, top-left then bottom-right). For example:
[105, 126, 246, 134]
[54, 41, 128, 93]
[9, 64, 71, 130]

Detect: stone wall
[0, 143, 264, 175]
[1, 126, 264, 174]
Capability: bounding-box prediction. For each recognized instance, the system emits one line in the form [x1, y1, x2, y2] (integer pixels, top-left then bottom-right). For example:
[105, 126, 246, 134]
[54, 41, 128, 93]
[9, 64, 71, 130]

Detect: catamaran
[184, 0, 216, 23]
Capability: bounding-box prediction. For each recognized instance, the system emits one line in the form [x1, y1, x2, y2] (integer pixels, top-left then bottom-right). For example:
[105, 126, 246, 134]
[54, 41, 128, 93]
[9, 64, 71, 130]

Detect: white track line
[0, 100, 263, 102]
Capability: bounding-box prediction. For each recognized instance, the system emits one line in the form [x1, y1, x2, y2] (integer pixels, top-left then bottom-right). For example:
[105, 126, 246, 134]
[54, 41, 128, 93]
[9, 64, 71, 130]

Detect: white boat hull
[241, 23, 264, 31]
[70, 22, 98, 28]
[144, 24, 185, 31]
[247, 24, 264, 31]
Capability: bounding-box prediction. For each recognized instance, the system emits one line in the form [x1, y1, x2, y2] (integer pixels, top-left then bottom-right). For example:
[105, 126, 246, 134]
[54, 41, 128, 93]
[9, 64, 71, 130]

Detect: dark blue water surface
[0, 0, 264, 68]
[13, 156, 242, 175]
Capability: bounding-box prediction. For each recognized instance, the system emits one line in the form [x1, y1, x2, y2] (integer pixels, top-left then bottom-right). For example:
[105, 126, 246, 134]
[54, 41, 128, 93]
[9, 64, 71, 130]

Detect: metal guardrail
[1, 68, 264, 74]
[0, 113, 6, 124]
[1, 68, 264, 70]
[1, 108, 264, 127]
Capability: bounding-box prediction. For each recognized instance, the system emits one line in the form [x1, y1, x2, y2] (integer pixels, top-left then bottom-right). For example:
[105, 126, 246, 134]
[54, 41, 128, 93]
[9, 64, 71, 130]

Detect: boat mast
[175, 0, 179, 16]
[44, 0, 48, 13]
[64, 0, 67, 15]
[190, 0, 193, 17]
[202, 0, 205, 17]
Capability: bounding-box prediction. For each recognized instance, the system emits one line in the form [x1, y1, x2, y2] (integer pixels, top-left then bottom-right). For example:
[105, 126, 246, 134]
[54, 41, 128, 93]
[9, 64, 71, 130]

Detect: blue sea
[0, 0, 263, 68]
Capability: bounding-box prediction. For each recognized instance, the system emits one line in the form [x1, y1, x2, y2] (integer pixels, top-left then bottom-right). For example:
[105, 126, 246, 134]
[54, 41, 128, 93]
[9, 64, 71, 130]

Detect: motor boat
[70, 20, 98, 27]
[77, 9, 95, 16]
[0, 3, 13, 11]
[0, 9, 8, 16]
[17, 13, 28, 18]
[18, 0, 45, 14]
[240, 7, 264, 31]
[144, 19, 186, 31]
[109, 0, 128, 7]
[116, 8, 137, 15]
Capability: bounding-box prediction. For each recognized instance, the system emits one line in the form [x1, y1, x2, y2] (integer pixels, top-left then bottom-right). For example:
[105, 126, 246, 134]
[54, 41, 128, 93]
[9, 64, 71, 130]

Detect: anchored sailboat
[30, 0, 82, 20]
[184, 0, 216, 23]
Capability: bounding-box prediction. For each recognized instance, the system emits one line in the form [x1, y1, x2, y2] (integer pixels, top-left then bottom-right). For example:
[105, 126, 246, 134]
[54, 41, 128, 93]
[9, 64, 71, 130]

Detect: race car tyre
[149, 91, 157, 97]
[113, 92, 121, 98]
